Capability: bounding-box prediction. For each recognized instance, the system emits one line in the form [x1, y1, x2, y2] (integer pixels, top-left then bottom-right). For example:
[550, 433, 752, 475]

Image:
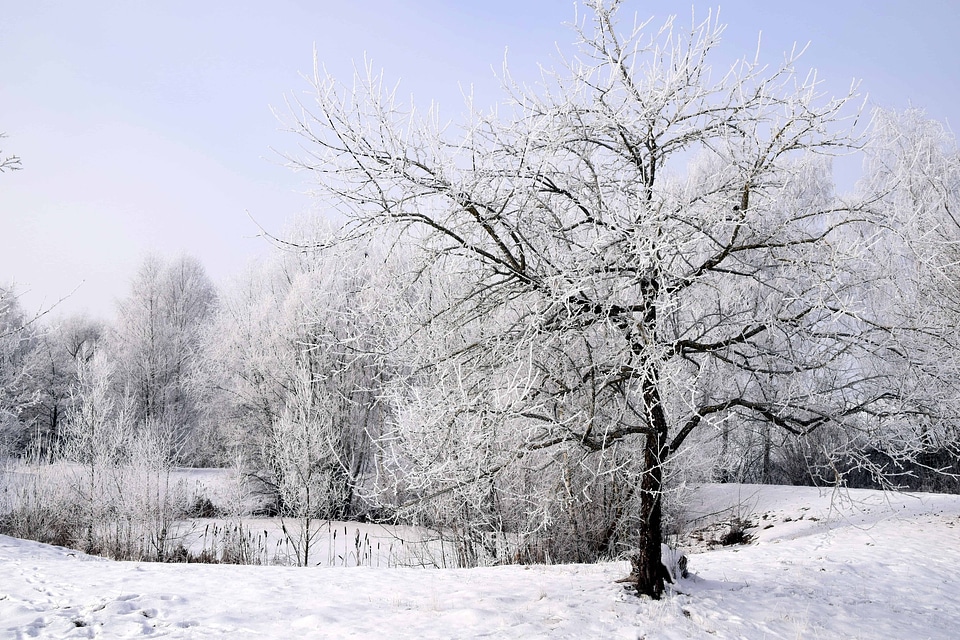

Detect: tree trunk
[632, 371, 669, 599]
[761, 423, 772, 483]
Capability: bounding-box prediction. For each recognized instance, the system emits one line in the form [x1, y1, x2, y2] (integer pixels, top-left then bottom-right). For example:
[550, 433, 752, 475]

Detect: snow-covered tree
[0, 286, 36, 455]
[18, 314, 104, 456]
[848, 108, 960, 491]
[284, 1, 918, 597]
[111, 254, 216, 458]
[207, 230, 395, 520]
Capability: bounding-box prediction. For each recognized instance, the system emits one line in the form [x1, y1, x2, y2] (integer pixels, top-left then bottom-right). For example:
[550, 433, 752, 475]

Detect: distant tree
[207, 232, 394, 519]
[0, 286, 36, 455]
[60, 349, 185, 559]
[19, 314, 104, 456]
[111, 255, 216, 458]
[284, 0, 919, 598]
[843, 108, 960, 490]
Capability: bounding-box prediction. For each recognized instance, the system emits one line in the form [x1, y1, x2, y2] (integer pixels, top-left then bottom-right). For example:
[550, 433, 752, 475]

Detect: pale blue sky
[2, 1, 958, 318]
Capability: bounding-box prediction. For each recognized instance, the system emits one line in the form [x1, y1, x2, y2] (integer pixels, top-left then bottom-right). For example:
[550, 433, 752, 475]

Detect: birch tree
[286, 1, 910, 597]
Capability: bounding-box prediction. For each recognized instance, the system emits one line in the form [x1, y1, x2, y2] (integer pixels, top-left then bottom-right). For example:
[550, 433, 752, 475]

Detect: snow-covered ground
[2, 484, 958, 639]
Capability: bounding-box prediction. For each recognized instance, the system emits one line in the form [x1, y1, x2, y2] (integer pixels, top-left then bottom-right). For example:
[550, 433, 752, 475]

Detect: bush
[186, 495, 220, 519]
[719, 516, 753, 546]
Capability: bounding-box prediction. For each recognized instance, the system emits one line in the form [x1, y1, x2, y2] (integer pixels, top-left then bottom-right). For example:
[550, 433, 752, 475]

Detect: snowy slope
[2, 484, 958, 639]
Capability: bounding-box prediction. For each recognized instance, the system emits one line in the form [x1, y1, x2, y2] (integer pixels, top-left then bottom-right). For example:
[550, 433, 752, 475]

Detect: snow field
[1, 484, 958, 639]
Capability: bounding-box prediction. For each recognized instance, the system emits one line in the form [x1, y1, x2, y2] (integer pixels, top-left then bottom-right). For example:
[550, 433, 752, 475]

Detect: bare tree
[284, 1, 915, 597]
[111, 254, 217, 458]
[17, 314, 105, 456]
[61, 352, 185, 559]
[847, 108, 960, 490]
[0, 133, 21, 173]
[0, 286, 42, 456]
[207, 230, 395, 521]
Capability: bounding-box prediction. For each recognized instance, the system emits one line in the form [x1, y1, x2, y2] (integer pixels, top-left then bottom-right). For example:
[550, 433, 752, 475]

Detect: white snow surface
[2, 484, 959, 639]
